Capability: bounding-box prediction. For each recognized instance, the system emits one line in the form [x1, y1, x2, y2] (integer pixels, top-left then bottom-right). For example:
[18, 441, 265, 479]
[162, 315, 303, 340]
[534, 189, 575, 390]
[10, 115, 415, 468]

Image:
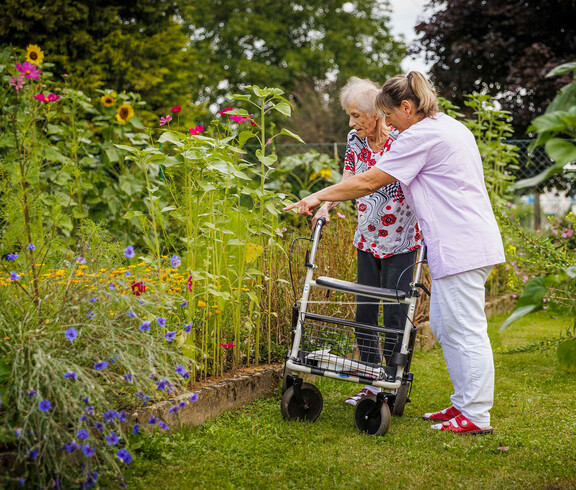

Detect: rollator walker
[281, 218, 429, 436]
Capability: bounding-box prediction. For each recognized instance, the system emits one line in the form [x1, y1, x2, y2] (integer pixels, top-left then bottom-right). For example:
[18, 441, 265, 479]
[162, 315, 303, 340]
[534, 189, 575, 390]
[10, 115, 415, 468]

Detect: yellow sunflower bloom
[101, 94, 116, 107]
[26, 44, 44, 65]
[115, 104, 135, 124]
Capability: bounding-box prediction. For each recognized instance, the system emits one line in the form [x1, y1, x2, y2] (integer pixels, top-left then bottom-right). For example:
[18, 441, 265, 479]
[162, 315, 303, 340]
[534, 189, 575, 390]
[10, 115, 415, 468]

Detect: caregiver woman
[284, 71, 505, 435]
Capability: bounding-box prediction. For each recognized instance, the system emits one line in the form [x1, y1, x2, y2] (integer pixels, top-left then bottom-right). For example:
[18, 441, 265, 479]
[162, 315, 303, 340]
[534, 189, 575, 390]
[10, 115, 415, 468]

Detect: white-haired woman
[286, 72, 505, 435]
[312, 76, 421, 406]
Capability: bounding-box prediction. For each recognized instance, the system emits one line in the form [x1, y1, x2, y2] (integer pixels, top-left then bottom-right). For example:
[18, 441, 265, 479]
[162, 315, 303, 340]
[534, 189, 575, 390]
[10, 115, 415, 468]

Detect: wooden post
[533, 189, 541, 230]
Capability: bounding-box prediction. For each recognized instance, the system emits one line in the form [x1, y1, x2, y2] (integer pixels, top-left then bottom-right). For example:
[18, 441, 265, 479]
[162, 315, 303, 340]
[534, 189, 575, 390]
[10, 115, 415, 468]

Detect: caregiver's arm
[283, 167, 397, 216]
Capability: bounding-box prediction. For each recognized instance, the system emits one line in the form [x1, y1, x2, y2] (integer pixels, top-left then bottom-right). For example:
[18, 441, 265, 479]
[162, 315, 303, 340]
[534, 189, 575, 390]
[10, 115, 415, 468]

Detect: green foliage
[517, 60, 576, 189]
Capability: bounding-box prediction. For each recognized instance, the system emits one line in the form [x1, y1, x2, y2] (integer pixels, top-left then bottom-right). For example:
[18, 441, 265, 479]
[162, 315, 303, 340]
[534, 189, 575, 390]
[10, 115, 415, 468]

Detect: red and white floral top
[343, 129, 421, 258]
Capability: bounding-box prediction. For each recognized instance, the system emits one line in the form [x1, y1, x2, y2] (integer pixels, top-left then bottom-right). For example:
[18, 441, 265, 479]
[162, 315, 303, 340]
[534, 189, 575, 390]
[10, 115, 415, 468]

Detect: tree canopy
[413, 0, 576, 134]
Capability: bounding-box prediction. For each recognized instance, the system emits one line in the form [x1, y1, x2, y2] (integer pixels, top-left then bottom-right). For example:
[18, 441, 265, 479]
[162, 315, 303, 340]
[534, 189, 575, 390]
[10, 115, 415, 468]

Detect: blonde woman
[286, 72, 505, 435]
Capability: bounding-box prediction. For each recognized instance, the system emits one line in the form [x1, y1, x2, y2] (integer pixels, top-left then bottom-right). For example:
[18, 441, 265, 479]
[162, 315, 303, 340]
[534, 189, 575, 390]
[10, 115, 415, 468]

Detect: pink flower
[189, 125, 204, 135]
[337, 212, 346, 219]
[266, 138, 272, 145]
[187, 274, 193, 292]
[33, 93, 48, 102]
[9, 74, 26, 92]
[171, 106, 181, 113]
[230, 114, 250, 123]
[47, 93, 60, 102]
[16, 62, 42, 80]
[219, 343, 235, 349]
[33, 93, 60, 103]
[160, 115, 172, 126]
[218, 107, 233, 115]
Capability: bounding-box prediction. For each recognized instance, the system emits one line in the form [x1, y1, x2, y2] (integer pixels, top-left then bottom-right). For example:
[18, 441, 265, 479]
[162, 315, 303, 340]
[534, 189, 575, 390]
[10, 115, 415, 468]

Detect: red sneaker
[422, 406, 461, 421]
[431, 414, 493, 435]
[344, 388, 379, 406]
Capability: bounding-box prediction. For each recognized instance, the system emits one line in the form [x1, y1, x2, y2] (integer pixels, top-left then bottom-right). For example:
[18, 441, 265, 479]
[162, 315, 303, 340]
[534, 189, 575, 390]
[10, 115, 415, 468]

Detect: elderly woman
[312, 77, 421, 406]
[286, 72, 505, 435]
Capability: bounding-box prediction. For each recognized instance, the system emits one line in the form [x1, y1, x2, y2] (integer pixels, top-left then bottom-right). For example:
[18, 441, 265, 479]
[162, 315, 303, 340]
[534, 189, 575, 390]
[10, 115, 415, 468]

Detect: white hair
[339, 76, 380, 115]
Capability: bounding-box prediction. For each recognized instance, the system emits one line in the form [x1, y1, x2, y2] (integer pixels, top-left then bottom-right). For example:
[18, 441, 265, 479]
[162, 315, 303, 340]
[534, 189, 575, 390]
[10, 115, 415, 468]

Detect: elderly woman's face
[346, 106, 378, 138]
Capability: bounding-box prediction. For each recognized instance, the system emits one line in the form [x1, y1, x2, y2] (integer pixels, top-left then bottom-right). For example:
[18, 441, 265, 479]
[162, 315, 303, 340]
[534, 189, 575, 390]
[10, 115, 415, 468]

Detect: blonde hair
[339, 76, 380, 115]
[376, 71, 438, 117]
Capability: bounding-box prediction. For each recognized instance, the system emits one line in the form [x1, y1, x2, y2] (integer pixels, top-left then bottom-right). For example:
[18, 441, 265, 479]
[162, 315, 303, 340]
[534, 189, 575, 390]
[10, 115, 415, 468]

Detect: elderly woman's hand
[312, 205, 330, 228]
[283, 194, 322, 216]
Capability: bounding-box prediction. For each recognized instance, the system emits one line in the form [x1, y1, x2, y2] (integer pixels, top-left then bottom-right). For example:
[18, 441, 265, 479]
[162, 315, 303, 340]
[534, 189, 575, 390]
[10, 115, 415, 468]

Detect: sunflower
[115, 104, 135, 124]
[25, 44, 44, 65]
[101, 94, 116, 107]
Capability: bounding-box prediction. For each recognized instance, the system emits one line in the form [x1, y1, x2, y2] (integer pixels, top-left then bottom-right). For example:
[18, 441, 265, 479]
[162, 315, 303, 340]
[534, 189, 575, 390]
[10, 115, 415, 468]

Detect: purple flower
[65, 328, 78, 341]
[18, 477, 25, 487]
[76, 256, 87, 264]
[28, 449, 38, 460]
[64, 371, 77, 380]
[124, 246, 135, 259]
[94, 360, 108, 370]
[77, 429, 89, 440]
[184, 322, 193, 333]
[132, 424, 140, 435]
[82, 443, 95, 457]
[175, 364, 186, 375]
[127, 311, 136, 318]
[87, 310, 95, 319]
[189, 393, 199, 403]
[116, 448, 132, 464]
[178, 401, 186, 408]
[9, 271, 20, 281]
[27, 242, 36, 250]
[124, 373, 133, 383]
[158, 421, 170, 431]
[139, 320, 151, 332]
[170, 255, 181, 268]
[94, 422, 104, 431]
[157, 317, 166, 327]
[83, 397, 90, 404]
[7, 253, 18, 260]
[148, 415, 158, 425]
[15, 428, 23, 438]
[91, 298, 97, 303]
[28, 389, 38, 397]
[85, 405, 94, 416]
[119, 411, 127, 422]
[169, 405, 179, 414]
[180, 300, 188, 307]
[104, 410, 118, 422]
[106, 432, 120, 445]
[39, 399, 52, 412]
[64, 441, 79, 453]
[125, 270, 132, 276]
[109, 282, 116, 290]
[165, 331, 176, 342]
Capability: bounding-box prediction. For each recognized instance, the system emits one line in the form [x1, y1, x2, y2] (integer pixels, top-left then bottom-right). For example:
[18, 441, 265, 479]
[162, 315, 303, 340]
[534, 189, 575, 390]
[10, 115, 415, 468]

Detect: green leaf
[129, 116, 145, 129]
[546, 61, 576, 78]
[230, 94, 252, 102]
[499, 304, 539, 331]
[279, 128, 305, 143]
[545, 138, 576, 166]
[122, 210, 145, 219]
[512, 160, 568, 189]
[158, 131, 185, 144]
[114, 144, 139, 153]
[557, 338, 576, 373]
[237, 130, 256, 148]
[273, 101, 292, 117]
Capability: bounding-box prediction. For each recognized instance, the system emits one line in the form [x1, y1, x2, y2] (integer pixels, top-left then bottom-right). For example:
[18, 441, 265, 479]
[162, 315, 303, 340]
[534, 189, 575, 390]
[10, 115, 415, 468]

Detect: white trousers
[429, 266, 494, 427]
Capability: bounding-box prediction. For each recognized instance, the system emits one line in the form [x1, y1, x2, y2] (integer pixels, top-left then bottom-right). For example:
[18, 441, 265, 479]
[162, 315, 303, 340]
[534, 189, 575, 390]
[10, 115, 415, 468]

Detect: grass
[123, 310, 576, 489]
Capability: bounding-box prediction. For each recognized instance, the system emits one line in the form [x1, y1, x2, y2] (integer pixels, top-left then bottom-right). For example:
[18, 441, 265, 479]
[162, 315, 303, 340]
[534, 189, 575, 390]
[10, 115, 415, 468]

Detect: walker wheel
[354, 394, 391, 436]
[281, 383, 323, 422]
[391, 381, 411, 416]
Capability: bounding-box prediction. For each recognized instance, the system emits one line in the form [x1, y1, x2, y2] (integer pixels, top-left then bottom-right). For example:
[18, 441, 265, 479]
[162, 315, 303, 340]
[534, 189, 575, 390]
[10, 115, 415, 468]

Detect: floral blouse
[343, 129, 421, 258]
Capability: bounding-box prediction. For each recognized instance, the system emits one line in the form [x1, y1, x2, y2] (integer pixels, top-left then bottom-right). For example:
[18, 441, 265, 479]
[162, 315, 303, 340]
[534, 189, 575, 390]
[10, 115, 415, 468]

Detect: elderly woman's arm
[284, 167, 397, 216]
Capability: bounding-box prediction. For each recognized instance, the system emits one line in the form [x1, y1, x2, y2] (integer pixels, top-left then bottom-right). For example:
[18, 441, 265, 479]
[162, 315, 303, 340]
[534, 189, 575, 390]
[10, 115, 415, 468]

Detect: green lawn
[125, 311, 576, 489]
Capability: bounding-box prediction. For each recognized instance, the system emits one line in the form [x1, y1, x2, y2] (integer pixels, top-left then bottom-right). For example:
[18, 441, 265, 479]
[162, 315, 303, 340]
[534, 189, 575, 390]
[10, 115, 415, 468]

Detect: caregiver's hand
[283, 194, 322, 216]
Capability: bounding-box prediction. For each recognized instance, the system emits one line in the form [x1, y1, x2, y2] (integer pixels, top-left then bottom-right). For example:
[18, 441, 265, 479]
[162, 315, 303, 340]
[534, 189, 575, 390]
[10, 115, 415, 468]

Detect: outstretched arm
[284, 167, 397, 216]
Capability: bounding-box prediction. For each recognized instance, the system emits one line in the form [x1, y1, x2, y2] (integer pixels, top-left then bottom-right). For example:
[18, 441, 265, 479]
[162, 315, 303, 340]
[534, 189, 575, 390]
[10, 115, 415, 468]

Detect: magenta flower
[160, 115, 172, 126]
[171, 106, 181, 113]
[187, 273, 193, 292]
[9, 74, 26, 92]
[189, 125, 204, 135]
[34, 93, 60, 103]
[218, 107, 233, 115]
[16, 62, 42, 80]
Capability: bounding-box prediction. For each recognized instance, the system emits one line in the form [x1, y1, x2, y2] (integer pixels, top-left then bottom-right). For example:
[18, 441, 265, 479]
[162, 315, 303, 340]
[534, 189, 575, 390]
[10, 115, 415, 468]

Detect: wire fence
[266, 139, 575, 229]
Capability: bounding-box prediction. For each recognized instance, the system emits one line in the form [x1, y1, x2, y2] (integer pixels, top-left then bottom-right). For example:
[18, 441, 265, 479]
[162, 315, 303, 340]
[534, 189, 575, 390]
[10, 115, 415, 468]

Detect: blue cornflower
[39, 399, 52, 412]
[94, 422, 104, 431]
[124, 373, 133, 383]
[127, 311, 136, 318]
[116, 448, 133, 464]
[168, 406, 179, 414]
[80, 414, 88, 421]
[178, 401, 186, 408]
[158, 421, 170, 431]
[65, 328, 78, 341]
[139, 320, 151, 332]
[85, 405, 94, 416]
[64, 441, 79, 453]
[132, 424, 140, 435]
[106, 432, 120, 445]
[109, 282, 116, 290]
[118, 474, 127, 488]
[83, 397, 90, 404]
[9, 271, 20, 281]
[76, 256, 86, 264]
[170, 255, 181, 268]
[19, 477, 25, 487]
[119, 411, 127, 422]
[87, 310, 95, 319]
[82, 444, 95, 457]
[184, 322, 193, 332]
[125, 270, 132, 276]
[157, 317, 167, 327]
[7, 253, 18, 260]
[148, 415, 158, 425]
[180, 300, 188, 307]
[189, 393, 199, 403]
[15, 428, 23, 438]
[27, 242, 36, 250]
[77, 429, 89, 440]
[175, 364, 186, 375]
[94, 360, 108, 370]
[28, 449, 38, 460]
[64, 371, 77, 380]
[104, 410, 118, 422]
[156, 378, 168, 390]
[28, 389, 38, 397]
[124, 246, 135, 259]
[85, 471, 98, 487]
[165, 331, 176, 342]
[90, 298, 97, 303]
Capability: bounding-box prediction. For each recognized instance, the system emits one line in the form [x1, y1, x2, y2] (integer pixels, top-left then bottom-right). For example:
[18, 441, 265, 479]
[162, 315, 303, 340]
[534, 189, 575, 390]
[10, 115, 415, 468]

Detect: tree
[183, 0, 406, 133]
[413, 0, 576, 135]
